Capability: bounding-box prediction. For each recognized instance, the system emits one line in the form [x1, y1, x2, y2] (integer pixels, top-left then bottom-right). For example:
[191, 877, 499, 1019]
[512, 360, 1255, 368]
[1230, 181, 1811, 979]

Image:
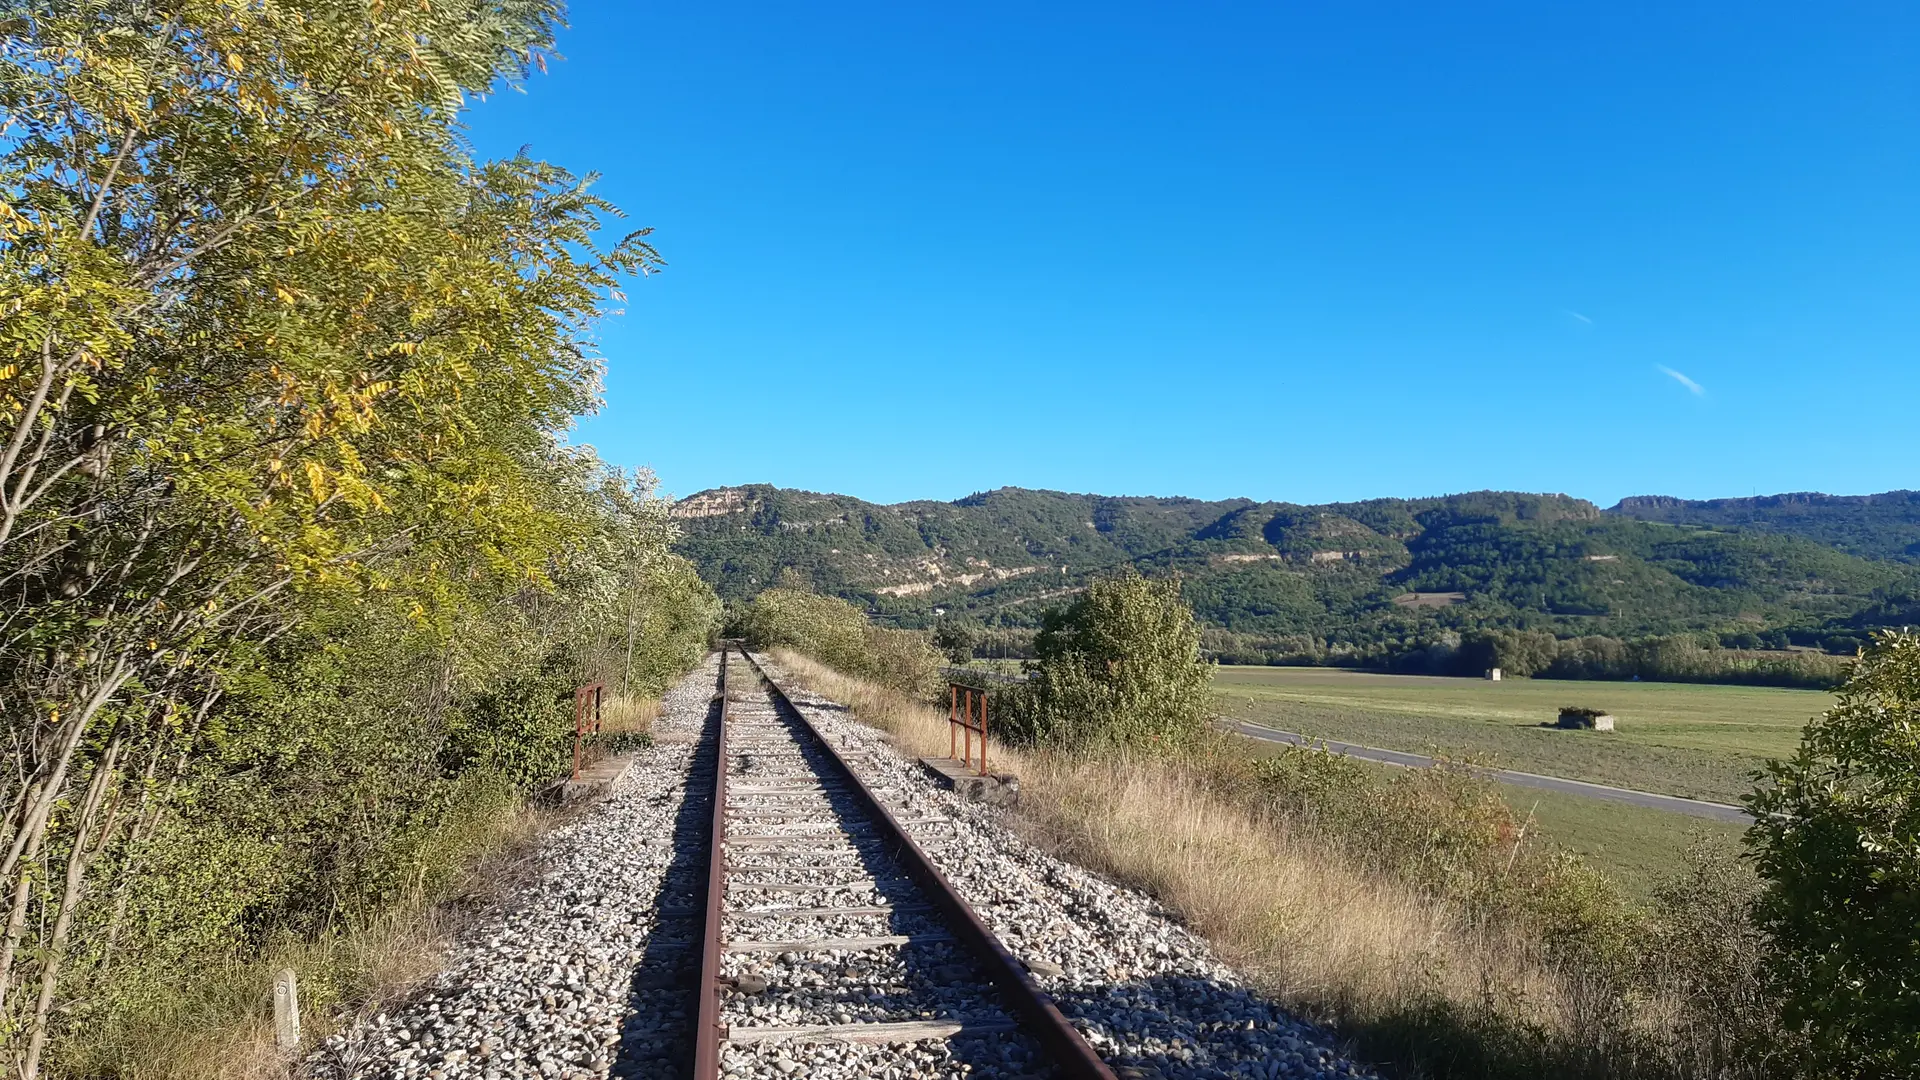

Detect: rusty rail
[692, 651, 729, 1079]
[947, 682, 990, 777]
[734, 650, 1117, 1080]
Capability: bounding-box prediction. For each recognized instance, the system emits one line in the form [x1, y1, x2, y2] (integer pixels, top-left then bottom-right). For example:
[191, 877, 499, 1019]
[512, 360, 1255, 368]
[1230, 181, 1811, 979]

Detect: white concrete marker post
[273, 967, 301, 1051]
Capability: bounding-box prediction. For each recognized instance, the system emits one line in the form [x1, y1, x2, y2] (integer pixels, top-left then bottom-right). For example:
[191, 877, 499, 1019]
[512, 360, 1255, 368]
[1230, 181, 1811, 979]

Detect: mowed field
[1214, 667, 1819, 894]
[1215, 666, 1826, 805]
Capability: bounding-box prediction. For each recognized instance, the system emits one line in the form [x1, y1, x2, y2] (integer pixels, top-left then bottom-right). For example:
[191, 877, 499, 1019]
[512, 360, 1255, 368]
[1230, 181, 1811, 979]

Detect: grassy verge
[1230, 731, 1747, 895]
[71, 698, 658, 1080]
[770, 649, 1769, 1080]
[600, 693, 661, 735]
[1502, 785, 1744, 900]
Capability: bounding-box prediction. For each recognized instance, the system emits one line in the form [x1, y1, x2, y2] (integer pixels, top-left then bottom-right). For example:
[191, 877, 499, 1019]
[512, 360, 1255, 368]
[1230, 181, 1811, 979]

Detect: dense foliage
[1334, 628, 1856, 689]
[1746, 631, 1920, 1076]
[673, 486, 1920, 684]
[734, 588, 942, 697]
[0, 3, 715, 1072]
[1615, 491, 1920, 563]
[1001, 573, 1214, 749]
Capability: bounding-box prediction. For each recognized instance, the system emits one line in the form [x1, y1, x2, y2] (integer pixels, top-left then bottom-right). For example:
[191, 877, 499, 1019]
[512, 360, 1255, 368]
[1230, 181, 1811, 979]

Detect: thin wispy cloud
[1561, 309, 1593, 325]
[1657, 365, 1705, 396]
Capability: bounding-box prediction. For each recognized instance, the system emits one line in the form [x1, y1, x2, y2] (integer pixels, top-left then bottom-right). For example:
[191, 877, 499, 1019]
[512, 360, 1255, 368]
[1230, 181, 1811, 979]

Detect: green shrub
[1644, 841, 1799, 1076]
[860, 625, 947, 698]
[443, 672, 576, 790]
[737, 588, 943, 696]
[1747, 630, 1920, 1076]
[1250, 744, 1638, 944]
[1003, 573, 1213, 749]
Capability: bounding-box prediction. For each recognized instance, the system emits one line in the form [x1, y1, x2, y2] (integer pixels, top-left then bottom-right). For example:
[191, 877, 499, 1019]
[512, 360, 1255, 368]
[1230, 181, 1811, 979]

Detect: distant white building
[1486, 668, 1502, 681]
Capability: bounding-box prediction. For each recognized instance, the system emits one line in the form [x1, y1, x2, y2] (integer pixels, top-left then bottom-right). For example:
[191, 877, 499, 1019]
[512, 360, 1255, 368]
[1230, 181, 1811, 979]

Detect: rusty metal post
[963, 689, 974, 768]
[979, 692, 988, 777]
[572, 689, 584, 780]
[949, 683, 957, 761]
[570, 682, 605, 780]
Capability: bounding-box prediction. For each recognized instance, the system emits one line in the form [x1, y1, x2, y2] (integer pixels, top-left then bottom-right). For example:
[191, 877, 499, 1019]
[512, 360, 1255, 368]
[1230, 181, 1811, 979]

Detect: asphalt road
[1221, 718, 1753, 824]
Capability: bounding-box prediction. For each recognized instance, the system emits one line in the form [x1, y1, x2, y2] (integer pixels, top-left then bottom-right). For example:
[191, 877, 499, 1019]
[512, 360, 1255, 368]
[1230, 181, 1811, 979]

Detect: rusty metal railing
[571, 680, 606, 780]
[947, 682, 989, 777]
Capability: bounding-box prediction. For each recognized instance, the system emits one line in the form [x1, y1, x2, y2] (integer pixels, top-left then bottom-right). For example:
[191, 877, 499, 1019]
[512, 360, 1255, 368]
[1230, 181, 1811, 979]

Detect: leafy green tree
[933, 619, 978, 663]
[1746, 630, 1920, 1075]
[1007, 572, 1213, 748]
[1460, 628, 1560, 676]
[0, 2, 713, 1070]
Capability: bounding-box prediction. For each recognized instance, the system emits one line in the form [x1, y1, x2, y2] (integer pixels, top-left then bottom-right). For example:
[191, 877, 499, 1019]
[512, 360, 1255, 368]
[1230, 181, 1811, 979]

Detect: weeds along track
[661, 649, 1115, 1080]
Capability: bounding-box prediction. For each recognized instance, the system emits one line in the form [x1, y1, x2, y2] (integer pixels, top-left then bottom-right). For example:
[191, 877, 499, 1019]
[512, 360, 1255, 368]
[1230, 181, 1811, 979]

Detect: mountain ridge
[672, 483, 1920, 656]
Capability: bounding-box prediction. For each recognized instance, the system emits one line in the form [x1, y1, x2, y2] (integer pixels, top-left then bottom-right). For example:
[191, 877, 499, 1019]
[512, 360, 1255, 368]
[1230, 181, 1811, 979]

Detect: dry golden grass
[767, 649, 1641, 1074]
[598, 694, 660, 735]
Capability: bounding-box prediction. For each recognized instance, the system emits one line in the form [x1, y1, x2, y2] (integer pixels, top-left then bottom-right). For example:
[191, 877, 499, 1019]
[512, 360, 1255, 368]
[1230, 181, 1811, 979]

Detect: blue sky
[466, 2, 1918, 507]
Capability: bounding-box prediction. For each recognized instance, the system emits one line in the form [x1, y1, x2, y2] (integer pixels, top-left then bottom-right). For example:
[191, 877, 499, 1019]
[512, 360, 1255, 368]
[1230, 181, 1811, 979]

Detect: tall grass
[767, 649, 1778, 1080]
[55, 715, 646, 1080]
[599, 693, 661, 735]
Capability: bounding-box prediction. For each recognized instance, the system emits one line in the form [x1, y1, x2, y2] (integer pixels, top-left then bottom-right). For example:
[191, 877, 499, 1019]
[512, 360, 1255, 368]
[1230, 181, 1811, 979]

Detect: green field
[1497, 783, 1744, 899]
[1216, 665, 1827, 805]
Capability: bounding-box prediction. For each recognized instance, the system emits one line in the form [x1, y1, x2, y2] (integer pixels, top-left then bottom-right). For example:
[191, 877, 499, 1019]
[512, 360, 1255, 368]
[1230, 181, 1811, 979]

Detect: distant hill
[674, 485, 1920, 656]
[1608, 491, 1920, 563]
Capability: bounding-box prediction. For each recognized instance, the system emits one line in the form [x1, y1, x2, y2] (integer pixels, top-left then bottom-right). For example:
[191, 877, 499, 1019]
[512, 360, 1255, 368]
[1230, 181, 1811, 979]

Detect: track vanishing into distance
[675, 649, 1114, 1080]
[311, 652, 1379, 1080]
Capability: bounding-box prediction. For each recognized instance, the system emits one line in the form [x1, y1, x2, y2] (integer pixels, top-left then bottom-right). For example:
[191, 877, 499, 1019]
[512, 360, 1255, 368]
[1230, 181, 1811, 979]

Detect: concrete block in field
[918, 757, 1019, 807]
[1556, 711, 1616, 732]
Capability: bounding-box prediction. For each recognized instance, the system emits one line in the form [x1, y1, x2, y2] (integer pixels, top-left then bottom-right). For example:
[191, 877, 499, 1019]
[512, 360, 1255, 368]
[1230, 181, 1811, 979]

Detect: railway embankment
[306, 651, 1373, 1080]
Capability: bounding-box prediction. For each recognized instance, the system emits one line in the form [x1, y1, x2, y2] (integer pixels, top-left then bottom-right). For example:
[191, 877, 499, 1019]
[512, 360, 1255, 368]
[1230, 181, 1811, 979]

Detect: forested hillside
[1609, 490, 1920, 562]
[675, 485, 1920, 665]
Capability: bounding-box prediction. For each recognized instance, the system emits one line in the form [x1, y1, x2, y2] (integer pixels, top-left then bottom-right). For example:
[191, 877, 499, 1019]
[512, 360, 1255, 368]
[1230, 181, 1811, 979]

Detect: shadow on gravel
[1049, 974, 1368, 1080]
[610, 685, 722, 1080]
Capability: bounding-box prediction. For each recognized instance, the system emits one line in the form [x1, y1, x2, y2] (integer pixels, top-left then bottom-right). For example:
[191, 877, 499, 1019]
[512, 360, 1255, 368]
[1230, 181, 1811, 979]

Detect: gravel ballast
[309, 651, 1378, 1079]
[750, 652, 1378, 1080]
[713, 659, 1049, 1079]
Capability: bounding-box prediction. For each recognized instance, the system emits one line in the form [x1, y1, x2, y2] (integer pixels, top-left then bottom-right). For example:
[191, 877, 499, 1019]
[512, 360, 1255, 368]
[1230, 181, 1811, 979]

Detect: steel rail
[691, 649, 730, 1079]
[734, 649, 1118, 1080]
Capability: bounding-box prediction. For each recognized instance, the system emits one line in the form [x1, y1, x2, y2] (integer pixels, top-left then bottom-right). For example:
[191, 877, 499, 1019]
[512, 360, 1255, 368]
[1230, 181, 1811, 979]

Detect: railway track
[683, 648, 1117, 1080]
[313, 652, 1378, 1080]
